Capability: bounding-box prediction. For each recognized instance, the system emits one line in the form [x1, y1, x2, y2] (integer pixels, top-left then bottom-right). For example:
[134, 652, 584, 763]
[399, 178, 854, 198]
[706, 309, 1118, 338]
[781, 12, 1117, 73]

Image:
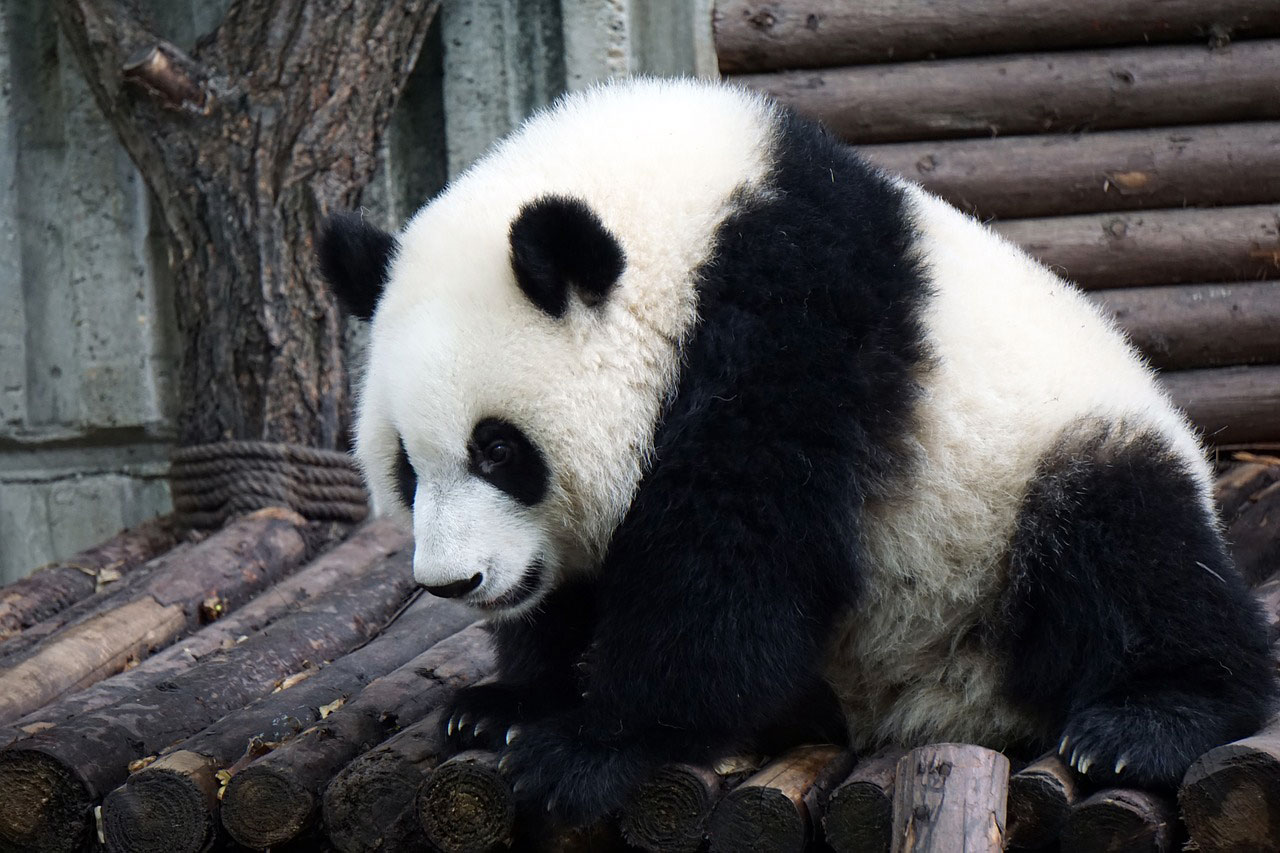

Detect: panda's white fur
[357, 80, 775, 610]
[324, 77, 1273, 816]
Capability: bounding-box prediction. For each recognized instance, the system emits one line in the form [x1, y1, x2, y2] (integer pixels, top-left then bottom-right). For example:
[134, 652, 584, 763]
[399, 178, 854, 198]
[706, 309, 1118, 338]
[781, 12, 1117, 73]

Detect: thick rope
[170, 441, 369, 530]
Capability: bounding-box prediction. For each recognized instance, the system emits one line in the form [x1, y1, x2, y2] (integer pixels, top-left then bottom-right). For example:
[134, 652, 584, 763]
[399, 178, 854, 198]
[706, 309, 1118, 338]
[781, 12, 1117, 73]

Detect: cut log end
[1063, 788, 1176, 853]
[101, 761, 214, 853]
[1006, 753, 1078, 849]
[0, 748, 93, 853]
[825, 780, 896, 853]
[620, 763, 722, 853]
[322, 751, 432, 853]
[1179, 729, 1280, 853]
[220, 764, 316, 849]
[417, 750, 514, 853]
[709, 785, 806, 853]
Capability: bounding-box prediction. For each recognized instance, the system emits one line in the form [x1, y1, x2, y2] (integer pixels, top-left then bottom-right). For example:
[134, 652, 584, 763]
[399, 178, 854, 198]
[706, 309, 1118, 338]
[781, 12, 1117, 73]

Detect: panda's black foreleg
[1000, 427, 1276, 789]
[441, 578, 596, 750]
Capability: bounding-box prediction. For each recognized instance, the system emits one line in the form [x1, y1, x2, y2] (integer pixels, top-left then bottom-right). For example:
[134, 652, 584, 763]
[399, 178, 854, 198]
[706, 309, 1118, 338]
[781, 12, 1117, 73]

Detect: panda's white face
[347, 79, 778, 618]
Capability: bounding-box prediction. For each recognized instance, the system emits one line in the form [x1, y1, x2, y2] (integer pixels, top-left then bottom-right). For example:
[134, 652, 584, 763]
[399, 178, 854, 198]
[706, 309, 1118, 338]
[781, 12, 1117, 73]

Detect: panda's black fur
[320, 80, 1276, 825]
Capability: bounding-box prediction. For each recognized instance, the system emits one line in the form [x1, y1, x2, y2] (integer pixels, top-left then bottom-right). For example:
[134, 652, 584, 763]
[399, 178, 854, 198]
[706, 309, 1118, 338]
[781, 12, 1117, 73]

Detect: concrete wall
[0, 0, 713, 581]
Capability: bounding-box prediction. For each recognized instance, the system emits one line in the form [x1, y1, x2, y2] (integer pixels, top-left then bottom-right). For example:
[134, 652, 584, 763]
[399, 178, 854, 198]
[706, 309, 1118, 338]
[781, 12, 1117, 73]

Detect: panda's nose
[422, 573, 483, 599]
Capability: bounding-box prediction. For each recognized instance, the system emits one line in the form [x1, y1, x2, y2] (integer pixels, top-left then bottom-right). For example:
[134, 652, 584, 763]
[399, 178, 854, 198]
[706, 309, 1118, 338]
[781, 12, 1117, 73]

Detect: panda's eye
[484, 440, 514, 468]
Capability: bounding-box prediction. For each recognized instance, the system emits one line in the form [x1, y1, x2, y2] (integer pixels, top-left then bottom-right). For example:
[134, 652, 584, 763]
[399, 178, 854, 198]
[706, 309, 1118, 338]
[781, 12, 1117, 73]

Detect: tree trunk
[889, 745, 1009, 853]
[52, 0, 441, 447]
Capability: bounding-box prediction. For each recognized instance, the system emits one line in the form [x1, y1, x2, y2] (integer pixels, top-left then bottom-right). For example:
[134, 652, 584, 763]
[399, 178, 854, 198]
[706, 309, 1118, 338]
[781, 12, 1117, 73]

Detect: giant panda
[318, 77, 1276, 824]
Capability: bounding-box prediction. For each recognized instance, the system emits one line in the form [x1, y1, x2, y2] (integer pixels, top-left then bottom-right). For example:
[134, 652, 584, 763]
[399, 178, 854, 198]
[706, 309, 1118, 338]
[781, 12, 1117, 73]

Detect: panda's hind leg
[999, 423, 1276, 789]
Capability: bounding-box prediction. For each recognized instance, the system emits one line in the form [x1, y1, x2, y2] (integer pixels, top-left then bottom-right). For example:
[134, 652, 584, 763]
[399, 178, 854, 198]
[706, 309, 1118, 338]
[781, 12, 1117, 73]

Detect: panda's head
[318, 80, 776, 617]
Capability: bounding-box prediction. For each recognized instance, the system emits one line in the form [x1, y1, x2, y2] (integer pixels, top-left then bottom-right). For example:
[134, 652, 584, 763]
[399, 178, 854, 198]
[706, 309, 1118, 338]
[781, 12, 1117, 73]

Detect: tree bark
[1180, 716, 1280, 853]
[219, 624, 495, 849]
[714, 0, 1280, 73]
[0, 507, 309, 724]
[0, 548, 419, 853]
[889, 745, 1009, 853]
[416, 749, 515, 853]
[859, 122, 1280, 220]
[992, 205, 1280, 291]
[100, 596, 473, 853]
[52, 0, 442, 446]
[1159, 365, 1280, 447]
[822, 746, 907, 853]
[707, 745, 854, 853]
[321, 709, 448, 853]
[0, 515, 180, 641]
[733, 40, 1280, 144]
[1089, 282, 1280, 371]
[1005, 753, 1078, 850]
[1062, 788, 1176, 853]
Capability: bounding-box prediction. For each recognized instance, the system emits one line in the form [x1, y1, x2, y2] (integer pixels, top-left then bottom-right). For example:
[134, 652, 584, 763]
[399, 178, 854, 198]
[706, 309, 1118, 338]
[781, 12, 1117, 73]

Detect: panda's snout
[422, 572, 483, 599]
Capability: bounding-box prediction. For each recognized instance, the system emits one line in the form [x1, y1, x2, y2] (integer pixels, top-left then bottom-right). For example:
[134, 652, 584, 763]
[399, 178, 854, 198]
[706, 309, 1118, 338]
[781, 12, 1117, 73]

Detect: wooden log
[1214, 458, 1280, 521]
[0, 515, 180, 642]
[219, 625, 496, 850]
[889, 744, 1010, 853]
[416, 749, 514, 853]
[734, 40, 1280, 144]
[714, 0, 1280, 73]
[1215, 458, 1280, 587]
[1062, 788, 1176, 852]
[0, 549, 418, 853]
[322, 709, 448, 853]
[1090, 282, 1280, 370]
[707, 744, 854, 853]
[822, 746, 907, 853]
[1005, 753, 1078, 850]
[0, 508, 310, 725]
[99, 596, 473, 853]
[1180, 716, 1280, 853]
[993, 205, 1280, 291]
[621, 763, 729, 853]
[859, 123, 1280, 220]
[1160, 365, 1280, 447]
[4, 519, 409, 738]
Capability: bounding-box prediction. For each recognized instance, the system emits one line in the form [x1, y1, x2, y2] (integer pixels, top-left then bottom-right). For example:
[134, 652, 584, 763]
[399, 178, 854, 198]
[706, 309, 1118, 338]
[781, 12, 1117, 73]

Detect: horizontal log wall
[733, 40, 1280, 144]
[1160, 365, 1280, 445]
[858, 122, 1280, 219]
[715, 0, 1280, 72]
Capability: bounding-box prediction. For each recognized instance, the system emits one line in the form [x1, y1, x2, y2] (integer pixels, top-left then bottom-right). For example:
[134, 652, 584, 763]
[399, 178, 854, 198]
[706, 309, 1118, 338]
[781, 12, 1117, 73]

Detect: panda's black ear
[317, 212, 396, 321]
[509, 196, 626, 318]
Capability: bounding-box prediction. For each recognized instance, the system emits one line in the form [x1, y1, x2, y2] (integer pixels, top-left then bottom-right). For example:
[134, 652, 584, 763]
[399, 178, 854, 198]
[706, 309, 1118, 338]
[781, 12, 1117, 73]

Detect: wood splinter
[122, 43, 208, 110]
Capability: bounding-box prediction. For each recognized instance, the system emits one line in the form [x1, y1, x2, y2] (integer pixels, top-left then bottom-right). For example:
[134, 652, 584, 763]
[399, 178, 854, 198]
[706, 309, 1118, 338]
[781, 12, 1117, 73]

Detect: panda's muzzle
[422, 572, 484, 599]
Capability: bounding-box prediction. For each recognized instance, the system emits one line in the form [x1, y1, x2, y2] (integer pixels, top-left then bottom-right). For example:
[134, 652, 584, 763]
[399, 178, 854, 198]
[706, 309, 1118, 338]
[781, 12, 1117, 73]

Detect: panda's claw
[1114, 756, 1129, 775]
[498, 753, 513, 776]
[506, 725, 521, 746]
[1078, 756, 1093, 775]
[1069, 747, 1081, 769]
[473, 718, 491, 739]
[447, 715, 458, 738]
[1058, 735, 1070, 756]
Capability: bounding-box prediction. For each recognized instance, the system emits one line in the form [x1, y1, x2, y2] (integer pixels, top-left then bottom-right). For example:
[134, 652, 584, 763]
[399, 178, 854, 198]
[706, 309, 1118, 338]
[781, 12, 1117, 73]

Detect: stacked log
[718, 0, 1280, 446]
[0, 457, 1276, 850]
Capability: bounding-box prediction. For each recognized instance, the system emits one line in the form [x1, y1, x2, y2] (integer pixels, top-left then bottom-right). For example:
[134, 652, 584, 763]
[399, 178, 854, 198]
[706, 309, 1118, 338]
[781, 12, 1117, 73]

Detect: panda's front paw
[498, 713, 653, 826]
[441, 682, 551, 751]
[1058, 697, 1221, 789]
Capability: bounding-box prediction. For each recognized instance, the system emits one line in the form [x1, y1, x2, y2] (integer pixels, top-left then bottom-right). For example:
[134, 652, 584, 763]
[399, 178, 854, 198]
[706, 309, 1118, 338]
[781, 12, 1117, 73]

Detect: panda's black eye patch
[394, 439, 417, 510]
[468, 418, 548, 506]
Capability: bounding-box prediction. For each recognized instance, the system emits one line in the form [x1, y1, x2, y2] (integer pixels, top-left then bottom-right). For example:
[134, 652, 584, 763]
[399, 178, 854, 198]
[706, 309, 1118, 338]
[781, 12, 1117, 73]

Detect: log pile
[0, 456, 1274, 850]
[717, 0, 1280, 447]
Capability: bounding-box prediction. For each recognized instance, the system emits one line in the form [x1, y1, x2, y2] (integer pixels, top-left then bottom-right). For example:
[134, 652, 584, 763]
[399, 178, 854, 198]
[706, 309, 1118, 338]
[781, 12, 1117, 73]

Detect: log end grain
[220, 764, 317, 849]
[1006, 753, 1078, 849]
[0, 747, 93, 853]
[708, 785, 806, 853]
[101, 756, 217, 853]
[323, 751, 433, 853]
[417, 750, 514, 853]
[824, 778, 895, 853]
[1062, 788, 1175, 853]
[620, 763, 722, 853]
[1179, 733, 1280, 853]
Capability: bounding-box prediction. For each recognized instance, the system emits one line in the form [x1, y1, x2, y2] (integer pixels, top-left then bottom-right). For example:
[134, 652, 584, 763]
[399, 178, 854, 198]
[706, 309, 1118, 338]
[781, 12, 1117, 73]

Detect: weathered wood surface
[1090, 282, 1280, 371]
[0, 549, 418, 853]
[889, 744, 1009, 853]
[4, 519, 409, 741]
[1180, 716, 1280, 853]
[1159, 365, 1280, 447]
[993, 205, 1280, 291]
[417, 749, 514, 853]
[823, 746, 907, 853]
[707, 745, 853, 853]
[0, 508, 309, 725]
[1062, 787, 1176, 853]
[322, 709, 448, 853]
[0, 515, 180, 642]
[219, 625, 495, 850]
[1212, 456, 1280, 587]
[715, 0, 1280, 72]
[734, 40, 1280, 144]
[621, 763, 729, 853]
[1005, 753, 1078, 849]
[859, 122, 1280, 220]
[100, 595, 473, 853]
